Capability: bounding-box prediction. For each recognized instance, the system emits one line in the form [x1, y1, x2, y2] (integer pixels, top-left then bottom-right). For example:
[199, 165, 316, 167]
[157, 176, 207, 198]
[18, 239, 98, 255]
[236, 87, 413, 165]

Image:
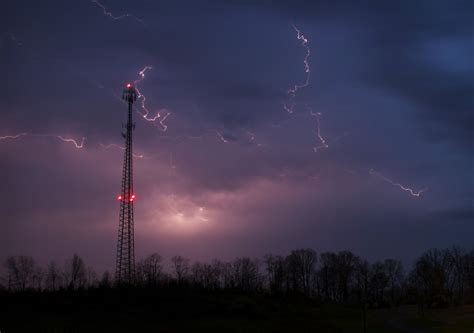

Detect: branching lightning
[56, 135, 86, 149]
[0, 133, 28, 140]
[133, 66, 171, 131]
[99, 143, 145, 159]
[244, 129, 264, 147]
[281, 24, 429, 200]
[284, 25, 311, 114]
[91, 0, 143, 23]
[369, 168, 427, 197]
[281, 26, 427, 196]
[1, 32, 22, 47]
[215, 131, 229, 143]
[0, 132, 85, 149]
[283, 25, 328, 153]
[308, 108, 328, 153]
[130, 67, 261, 146]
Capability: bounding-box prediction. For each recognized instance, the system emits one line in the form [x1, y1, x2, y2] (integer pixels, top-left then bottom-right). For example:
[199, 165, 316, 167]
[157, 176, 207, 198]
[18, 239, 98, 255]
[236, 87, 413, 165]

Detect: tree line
[2, 246, 473, 311]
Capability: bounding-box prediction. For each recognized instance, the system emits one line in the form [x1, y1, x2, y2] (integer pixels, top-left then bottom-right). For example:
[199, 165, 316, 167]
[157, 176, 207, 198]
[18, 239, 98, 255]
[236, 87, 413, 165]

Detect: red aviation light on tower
[126, 83, 132, 89]
[130, 194, 136, 202]
[117, 195, 123, 201]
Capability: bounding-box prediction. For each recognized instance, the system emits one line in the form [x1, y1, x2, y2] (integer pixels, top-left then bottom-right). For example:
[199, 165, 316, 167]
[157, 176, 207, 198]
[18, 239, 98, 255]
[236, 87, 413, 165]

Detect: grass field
[1, 290, 472, 332]
[403, 304, 474, 333]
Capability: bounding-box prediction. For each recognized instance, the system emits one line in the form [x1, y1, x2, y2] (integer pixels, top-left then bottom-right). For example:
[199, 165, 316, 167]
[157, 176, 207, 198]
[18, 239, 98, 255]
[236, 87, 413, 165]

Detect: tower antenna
[115, 82, 137, 284]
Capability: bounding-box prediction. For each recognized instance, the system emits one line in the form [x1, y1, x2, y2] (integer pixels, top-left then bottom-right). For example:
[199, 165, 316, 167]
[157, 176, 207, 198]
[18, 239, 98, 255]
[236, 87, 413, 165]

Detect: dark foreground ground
[1, 289, 472, 333]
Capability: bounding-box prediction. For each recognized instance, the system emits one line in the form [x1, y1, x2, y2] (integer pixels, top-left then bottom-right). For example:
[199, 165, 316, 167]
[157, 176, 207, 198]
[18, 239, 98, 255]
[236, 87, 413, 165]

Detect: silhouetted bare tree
[383, 259, 404, 306]
[370, 262, 388, 306]
[100, 271, 112, 288]
[86, 266, 98, 288]
[137, 253, 163, 287]
[336, 251, 358, 303]
[444, 246, 472, 304]
[318, 252, 338, 301]
[286, 249, 317, 296]
[353, 258, 370, 333]
[4, 256, 37, 291]
[220, 261, 234, 289]
[231, 257, 262, 292]
[2, 245, 473, 316]
[264, 254, 286, 294]
[32, 266, 43, 291]
[354, 259, 370, 303]
[64, 254, 87, 290]
[191, 261, 221, 289]
[45, 261, 62, 291]
[171, 255, 190, 285]
[319, 251, 358, 302]
[409, 249, 446, 316]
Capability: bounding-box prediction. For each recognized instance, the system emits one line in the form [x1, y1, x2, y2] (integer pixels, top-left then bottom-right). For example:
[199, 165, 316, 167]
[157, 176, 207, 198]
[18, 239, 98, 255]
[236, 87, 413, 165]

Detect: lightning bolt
[282, 25, 328, 154]
[133, 66, 171, 131]
[246, 130, 256, 143]
[1, 32, 22, 47]
[91, 0, 144, 23]
[99, 143, 145, 159]
[282, 26, 427, 196]
[0, 132, 85, 149]
[56, 136, 86, 149]
[215, 131, 229, 143]
[369, 168, 427, 197]
[282, 26, 424, 196]
[0, 133, 28, 140]
[244, 129, 264, 147]
[129, 68, 250, 144]
[308, 108, 328, 153]
[284, 24, 311, 114]
[156, 112, 170, 132]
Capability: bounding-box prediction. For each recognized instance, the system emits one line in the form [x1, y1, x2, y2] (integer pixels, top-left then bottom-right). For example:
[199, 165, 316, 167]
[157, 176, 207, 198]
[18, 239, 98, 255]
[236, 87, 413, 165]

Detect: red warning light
[117, 195, 123, 201]
[130, 194, 136, 202]
[126, 83, 132, 88]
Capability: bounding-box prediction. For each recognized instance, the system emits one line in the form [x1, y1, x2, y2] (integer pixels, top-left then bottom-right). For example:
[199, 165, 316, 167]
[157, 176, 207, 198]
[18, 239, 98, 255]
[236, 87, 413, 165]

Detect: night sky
[1, 0, 472, 271]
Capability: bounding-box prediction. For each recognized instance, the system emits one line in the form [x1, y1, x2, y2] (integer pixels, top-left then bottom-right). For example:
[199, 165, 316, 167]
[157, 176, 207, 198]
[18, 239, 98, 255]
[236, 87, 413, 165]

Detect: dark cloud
[1, 0, 472, 269]
[434, 207, 474, 220]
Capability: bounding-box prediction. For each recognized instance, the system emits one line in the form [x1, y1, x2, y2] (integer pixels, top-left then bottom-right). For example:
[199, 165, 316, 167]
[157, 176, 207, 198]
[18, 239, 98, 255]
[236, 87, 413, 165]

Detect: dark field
[1, 289, 472, 333]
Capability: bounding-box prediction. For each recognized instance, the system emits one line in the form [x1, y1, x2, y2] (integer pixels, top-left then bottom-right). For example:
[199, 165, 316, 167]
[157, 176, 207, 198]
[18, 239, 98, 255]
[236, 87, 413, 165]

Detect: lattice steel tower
[115, 83, 137, 284]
